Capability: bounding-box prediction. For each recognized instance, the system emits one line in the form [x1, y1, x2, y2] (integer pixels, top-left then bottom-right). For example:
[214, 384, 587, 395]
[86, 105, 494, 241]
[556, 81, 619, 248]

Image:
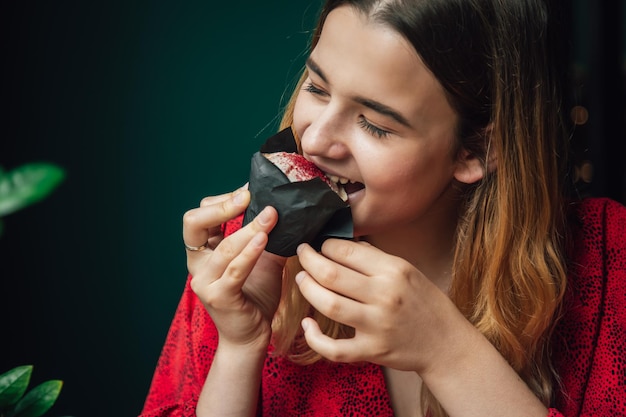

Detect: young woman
[140, 0, 626, 416]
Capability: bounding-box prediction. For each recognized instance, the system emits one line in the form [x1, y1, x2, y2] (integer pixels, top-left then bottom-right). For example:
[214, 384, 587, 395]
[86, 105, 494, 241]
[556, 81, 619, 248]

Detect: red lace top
[139, 198, 626, 416]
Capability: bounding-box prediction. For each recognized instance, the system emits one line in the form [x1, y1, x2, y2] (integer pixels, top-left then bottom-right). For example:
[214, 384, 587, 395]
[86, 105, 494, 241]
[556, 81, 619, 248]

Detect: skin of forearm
[196, 341, 267, 417]
[419, 315, 548, 417]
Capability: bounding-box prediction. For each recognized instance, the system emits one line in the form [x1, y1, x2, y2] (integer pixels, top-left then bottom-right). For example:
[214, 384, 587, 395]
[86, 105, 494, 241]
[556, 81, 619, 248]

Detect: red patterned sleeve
[139, 215, 244, 417]
[139, 275, 218, 417]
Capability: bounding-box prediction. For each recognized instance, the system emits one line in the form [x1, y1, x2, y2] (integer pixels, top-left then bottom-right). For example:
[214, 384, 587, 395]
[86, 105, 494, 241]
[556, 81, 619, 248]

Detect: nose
[300, 105, 350, 160]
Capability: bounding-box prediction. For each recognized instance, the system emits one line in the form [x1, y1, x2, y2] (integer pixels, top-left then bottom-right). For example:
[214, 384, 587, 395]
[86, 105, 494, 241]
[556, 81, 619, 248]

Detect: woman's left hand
[296, 238, 551, 416]
[295, 238, 468, 374]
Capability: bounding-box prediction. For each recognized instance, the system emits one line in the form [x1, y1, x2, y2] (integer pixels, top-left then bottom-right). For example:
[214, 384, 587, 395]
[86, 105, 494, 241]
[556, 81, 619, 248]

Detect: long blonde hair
[270, 0, 569, 415]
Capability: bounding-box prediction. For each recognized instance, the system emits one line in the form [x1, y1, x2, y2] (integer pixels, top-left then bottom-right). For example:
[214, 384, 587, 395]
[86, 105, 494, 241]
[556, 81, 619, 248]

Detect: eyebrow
[305, 57, 412, 128]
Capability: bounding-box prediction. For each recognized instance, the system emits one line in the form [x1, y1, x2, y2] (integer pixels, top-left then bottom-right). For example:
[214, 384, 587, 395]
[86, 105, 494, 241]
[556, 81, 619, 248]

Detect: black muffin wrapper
[242, 128, 353, 257]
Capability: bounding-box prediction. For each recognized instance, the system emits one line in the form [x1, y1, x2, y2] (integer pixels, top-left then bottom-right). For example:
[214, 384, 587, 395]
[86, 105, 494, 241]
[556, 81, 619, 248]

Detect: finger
[319, 238, 391, 276]
[295, 269, 366, 329]
[200, 183, 248, 207]
[199, 193, 231, 208]
[208, 206, 278, 275]
[199, 232, 268, 303]
[296, 243, 370, 302]
[182, 188, 250, 249]
[301, 318, 367, 363]
[222, 232, 267, 286]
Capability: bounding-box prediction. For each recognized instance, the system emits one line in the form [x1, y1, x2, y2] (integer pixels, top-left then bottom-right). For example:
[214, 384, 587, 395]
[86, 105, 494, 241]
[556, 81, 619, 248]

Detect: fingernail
[295, 271, 305, 285]
[296, 243, 305, 255]
[301, 319, 309, 331]
[258, 207, 272, 225]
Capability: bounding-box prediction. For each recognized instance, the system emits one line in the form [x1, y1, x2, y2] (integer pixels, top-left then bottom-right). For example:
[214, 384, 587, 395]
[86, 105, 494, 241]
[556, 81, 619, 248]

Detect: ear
[453, 149, 486, 185]
[453, 125, 497, 185]
[454, 149, 498, 184]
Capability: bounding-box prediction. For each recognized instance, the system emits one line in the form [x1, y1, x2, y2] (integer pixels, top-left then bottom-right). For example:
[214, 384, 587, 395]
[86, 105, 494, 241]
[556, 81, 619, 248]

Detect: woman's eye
[303, 82, 327, 96]
[358, 116, 390, 139]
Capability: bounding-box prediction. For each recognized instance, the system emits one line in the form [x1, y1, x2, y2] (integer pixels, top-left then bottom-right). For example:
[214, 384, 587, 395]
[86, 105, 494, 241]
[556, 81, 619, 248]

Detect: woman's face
[293, 6, 477, 240]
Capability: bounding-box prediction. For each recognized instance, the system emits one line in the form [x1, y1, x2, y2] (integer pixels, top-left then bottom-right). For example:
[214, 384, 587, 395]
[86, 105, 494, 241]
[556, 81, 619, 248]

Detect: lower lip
[346, 187, 365, 205]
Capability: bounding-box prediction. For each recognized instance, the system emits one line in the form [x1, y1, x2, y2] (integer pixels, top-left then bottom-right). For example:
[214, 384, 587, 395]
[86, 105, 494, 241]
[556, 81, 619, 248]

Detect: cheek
[363, 152, 424, 186]
[364, 150, 455, 198]
[292, 93, 309, 139]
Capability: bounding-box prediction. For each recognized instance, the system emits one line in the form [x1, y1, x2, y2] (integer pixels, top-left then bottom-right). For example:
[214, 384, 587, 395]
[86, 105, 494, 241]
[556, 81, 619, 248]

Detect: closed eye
[303, 82, 327, 97]
[358, 116, 390, 139]
[303, 80, 390, 139]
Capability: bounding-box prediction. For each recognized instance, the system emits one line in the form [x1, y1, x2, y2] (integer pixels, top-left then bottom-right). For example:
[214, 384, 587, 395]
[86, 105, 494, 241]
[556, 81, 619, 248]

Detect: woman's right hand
[183, 186, 286, 351]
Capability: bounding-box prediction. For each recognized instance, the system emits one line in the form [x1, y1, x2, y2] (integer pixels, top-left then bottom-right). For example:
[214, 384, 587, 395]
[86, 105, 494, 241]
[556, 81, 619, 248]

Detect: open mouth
[325, 174, 365, 202]
[343, 181, 365, 195]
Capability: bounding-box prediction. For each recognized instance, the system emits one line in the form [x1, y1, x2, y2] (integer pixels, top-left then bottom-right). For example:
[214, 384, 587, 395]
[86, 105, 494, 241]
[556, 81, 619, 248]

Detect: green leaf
[0, 365, 33, 408]
[0, 163, 65, 217]
[11, 380, 62, 417]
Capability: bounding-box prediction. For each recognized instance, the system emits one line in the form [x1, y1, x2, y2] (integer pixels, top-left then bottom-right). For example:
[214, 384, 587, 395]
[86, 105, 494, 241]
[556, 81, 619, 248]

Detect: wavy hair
[272, 1, 569, 415]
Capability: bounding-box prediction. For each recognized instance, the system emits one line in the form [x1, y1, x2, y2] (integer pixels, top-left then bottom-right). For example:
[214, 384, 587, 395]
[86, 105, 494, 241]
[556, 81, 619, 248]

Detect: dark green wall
[1, 2, 624, 417]
[0, 1, 317, 416]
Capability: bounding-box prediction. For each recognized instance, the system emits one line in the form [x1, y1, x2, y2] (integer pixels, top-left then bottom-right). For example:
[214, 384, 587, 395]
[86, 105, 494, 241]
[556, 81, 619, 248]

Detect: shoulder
[571, 196, 626, 226]
[568, 196, 626, 229]
[562, 197, 625, 331]
[567, 197, 626, 257]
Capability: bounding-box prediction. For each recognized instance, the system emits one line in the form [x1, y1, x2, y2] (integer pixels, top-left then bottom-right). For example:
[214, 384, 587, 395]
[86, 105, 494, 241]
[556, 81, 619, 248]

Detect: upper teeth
[327, 174, 351, 184]
[325, 173, 350, 202]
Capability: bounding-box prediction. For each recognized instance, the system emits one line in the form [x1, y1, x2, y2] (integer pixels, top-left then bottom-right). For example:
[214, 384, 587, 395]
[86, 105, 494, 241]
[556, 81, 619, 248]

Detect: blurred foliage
[0, 365, 70, 417]
[0, 164, 68, 416]
[0, 163, 65, 237]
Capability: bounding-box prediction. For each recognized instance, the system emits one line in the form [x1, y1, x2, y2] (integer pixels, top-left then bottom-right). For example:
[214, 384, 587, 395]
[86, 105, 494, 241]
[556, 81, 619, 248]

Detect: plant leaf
[11, 380, 62, 417]
[0, 365, 33, 408]
[0, 163, 65, 217]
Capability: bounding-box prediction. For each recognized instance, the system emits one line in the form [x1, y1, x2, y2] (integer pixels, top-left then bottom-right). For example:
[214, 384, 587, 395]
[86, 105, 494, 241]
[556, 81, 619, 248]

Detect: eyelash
[302, 82, 391, 139]
[358, 117, 390, 139]
[303, 82, 326, 96]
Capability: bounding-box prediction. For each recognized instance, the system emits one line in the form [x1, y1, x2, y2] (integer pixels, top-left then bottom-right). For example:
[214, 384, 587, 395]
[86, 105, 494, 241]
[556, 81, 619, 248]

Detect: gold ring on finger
[184, 241, 210, 251]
